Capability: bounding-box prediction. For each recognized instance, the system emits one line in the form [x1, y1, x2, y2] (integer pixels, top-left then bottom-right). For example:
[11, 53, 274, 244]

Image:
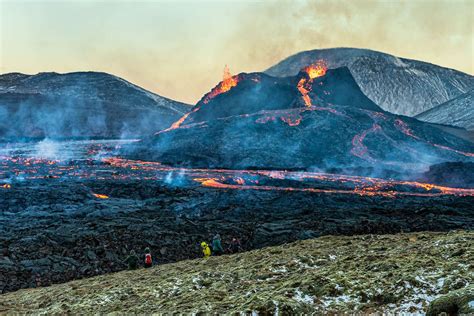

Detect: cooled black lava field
[1, 139, 474, 293]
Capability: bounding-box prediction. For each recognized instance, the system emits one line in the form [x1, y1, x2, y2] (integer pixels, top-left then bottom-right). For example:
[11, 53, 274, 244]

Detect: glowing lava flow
[203, 65, 239, 104]
[351, 123, 382, 161]
[2, 142, 473, 199]
[156, 109, 197, 134]
[394, 119, 474, 158]
[193, 177, 474, 197]
[92, 193, 109, 199]
[297, 60, 328, 107]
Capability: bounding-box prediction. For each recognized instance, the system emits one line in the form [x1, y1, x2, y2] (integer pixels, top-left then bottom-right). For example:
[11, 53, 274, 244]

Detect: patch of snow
[273, 300, 280, 316]
[292, 258, 317, 269]
[436, 278, 445, 289]
[191, 276, 203, 289]
[271, 267, 288, 273]
[320, 294, 356, 308]
[293, 288, 314, 304]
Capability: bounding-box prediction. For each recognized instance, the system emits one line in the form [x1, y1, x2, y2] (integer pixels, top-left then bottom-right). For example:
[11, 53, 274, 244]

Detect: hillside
[265, 48, 474, 116]
[1, 231, 473, 314]
[0, 72, 190, 139]
[416, 89, 474, 131]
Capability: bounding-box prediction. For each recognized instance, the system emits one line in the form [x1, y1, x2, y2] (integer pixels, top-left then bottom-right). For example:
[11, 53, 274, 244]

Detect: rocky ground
[1, 231, 473, 314]
[1, 179, 474, 294]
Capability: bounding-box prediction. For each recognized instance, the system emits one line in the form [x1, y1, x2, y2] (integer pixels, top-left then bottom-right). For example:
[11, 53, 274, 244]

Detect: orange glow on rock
[92, 193, 109, 199]
[203, 65, 239, 104]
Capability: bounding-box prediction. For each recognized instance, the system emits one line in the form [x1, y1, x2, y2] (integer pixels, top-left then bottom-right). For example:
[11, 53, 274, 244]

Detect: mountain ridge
[0, 71, 191, 139]
[265, 47, 474, 117]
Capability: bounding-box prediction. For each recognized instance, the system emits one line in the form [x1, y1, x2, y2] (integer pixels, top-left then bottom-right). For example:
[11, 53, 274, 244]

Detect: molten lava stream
[297, 60, 328, 107]
[194, 177, 474, 197]
[92, 193, 109, 199]
[394, 119, 474, 157]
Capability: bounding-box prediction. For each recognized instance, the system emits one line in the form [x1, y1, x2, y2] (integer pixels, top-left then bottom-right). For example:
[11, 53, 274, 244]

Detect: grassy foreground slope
[1, 231, 473, 314]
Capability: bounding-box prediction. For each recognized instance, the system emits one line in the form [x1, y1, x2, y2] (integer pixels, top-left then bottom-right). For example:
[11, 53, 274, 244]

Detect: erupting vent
[203, 65, 239, 104]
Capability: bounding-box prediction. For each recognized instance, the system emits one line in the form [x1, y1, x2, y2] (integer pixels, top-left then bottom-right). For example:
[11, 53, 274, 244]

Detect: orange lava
[297, 60, 328, 107]
[297, 78, 312, 107]
[203, 65, 239, 104]
[351, 123, 382, 161]
[394, 119, 474, 157]
[92, 193, 109, 199]
[194, 176, 474, 198]
[303, 60, 327, 79]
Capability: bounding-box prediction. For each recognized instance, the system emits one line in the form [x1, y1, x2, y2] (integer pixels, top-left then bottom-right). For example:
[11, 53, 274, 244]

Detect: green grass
[1, 231, 473, 314]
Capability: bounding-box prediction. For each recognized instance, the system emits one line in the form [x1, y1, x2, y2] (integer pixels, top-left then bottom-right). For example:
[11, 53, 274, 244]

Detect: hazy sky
[1, 0, 473, 104]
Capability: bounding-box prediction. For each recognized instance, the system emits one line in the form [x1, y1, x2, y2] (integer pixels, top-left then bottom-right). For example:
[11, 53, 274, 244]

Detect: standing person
[201, 242, 211, 258]
[144, 247, 153, 268]
[124, 250, 140, 270]
[212, 233, 224, 255]
[228, 237, 242, 254]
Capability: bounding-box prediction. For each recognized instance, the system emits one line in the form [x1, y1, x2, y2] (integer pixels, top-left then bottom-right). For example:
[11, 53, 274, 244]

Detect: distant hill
[416, 89, 474, 131]
[0, 72, 190, 139]
[265, 48, 474, 116]
[1, 231, 473, 314]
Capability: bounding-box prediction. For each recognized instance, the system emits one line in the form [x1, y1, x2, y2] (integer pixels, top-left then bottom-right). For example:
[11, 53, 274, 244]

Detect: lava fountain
[297, 60, 327, 107]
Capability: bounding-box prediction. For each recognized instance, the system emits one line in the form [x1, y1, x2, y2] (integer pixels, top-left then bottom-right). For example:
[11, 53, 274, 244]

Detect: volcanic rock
[420, 162, 474, 188]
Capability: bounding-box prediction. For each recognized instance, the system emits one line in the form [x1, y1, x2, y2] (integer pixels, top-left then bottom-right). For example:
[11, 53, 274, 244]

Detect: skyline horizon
[2, 45, 473, 105]
[2, 0, 473, 104]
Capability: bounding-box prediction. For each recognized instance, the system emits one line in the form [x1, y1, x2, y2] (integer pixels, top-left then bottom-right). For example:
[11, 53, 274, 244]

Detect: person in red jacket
[144, 247, 153, 268]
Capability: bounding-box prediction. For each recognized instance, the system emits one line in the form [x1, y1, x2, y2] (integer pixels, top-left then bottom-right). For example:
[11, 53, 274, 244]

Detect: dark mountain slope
[416, 89, 474, 131]
[0, 71, 190, 139]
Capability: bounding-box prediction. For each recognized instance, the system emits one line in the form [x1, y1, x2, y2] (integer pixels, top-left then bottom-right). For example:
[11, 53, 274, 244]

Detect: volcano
[265, 48, 474, 117]
[124, 64, 474, 175]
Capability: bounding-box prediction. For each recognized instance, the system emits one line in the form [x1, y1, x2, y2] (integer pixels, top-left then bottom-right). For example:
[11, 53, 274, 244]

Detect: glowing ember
[203, 65, 239, 104]
[92, 193, 109, 199]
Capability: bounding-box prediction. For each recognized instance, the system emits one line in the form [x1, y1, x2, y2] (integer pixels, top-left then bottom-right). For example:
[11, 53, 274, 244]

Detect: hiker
[144, 247, 153, 268]
[212, 233, 224, 255]
[201, 241, 211, 258]
[228, 237, 243, 253]
[124, 250, 140, 270]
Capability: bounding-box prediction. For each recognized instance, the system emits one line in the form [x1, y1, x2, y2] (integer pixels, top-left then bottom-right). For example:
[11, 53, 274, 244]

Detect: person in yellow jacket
[201, 241, 211, 258]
